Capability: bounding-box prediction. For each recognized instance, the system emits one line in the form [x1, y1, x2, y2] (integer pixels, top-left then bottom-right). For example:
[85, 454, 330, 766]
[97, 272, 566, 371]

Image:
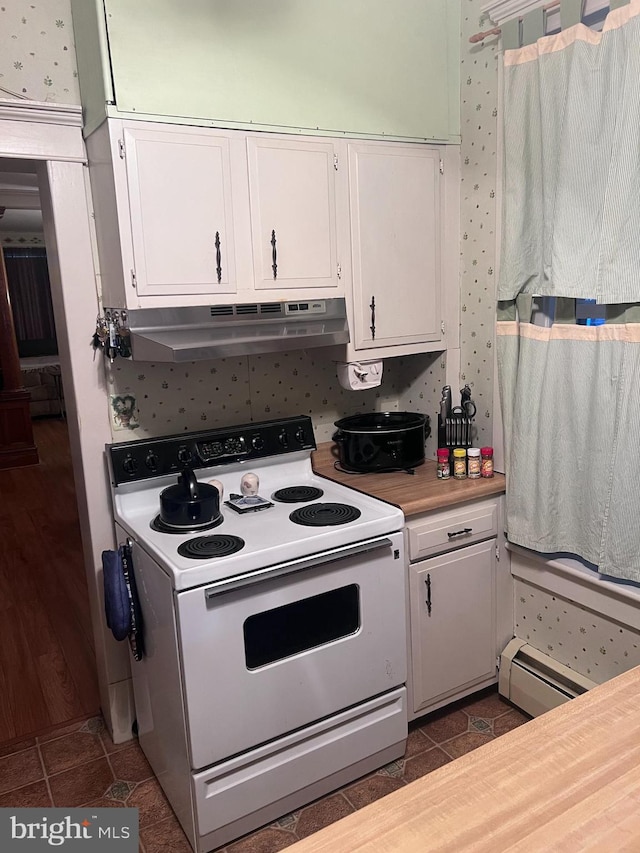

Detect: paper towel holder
[336, 359, 384, 391]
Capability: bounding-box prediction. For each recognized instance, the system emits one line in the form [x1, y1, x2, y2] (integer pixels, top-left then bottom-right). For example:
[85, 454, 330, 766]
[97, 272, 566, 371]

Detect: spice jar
[467, 447, 481, 479]
[437, 448, 450, 480]
[481, 446, 494, 478]
[452, 448, 467, 479]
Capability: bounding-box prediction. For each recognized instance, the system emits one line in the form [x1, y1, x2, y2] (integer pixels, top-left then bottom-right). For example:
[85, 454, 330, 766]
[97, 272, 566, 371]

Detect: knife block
[438, 414, 474, 451]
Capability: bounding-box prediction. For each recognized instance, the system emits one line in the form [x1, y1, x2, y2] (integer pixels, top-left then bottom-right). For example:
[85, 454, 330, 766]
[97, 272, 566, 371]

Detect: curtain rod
[469, 0, 560, 43]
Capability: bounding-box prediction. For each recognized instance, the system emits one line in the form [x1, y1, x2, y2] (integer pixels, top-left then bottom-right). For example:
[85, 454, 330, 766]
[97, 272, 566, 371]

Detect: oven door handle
[203, 537, 394, 599]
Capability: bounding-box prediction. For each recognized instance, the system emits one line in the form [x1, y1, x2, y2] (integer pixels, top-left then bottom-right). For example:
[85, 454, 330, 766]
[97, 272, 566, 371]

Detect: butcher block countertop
[287, 664, 640, 853]
[311, 443, 505, 517]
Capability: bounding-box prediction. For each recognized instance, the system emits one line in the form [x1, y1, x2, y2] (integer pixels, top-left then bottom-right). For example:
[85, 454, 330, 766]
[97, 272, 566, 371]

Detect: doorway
[0, 103, 134, 747]
[0, 162, 101, 742]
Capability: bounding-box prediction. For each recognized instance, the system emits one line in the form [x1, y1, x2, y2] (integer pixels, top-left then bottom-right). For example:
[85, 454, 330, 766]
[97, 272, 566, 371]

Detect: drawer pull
[447, 527, 472, 539]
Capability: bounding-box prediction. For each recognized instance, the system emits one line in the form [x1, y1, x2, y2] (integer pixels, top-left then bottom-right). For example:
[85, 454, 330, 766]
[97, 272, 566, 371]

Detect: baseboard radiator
[498, 638, 598, 718]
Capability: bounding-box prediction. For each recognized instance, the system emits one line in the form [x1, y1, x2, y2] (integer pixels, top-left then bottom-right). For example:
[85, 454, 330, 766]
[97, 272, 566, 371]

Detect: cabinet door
[349, 144, 442, 350]
[247, 136, 340, 293]
[123, 125, 238, 298]
[409, 539, 496, 714]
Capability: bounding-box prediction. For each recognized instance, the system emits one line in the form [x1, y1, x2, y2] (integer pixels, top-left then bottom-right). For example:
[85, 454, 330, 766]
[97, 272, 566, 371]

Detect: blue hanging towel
[102, 547, 131, 641]
[102, 543, 144, 660]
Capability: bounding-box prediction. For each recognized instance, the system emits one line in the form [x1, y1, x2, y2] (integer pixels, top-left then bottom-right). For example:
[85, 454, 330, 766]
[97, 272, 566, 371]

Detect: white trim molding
[0, 98, 83, 127]
[482, 0, 610, 25]
[0, 98, 131, 742]
[0, 99, 86, 163]
[481, 1, 545, 24]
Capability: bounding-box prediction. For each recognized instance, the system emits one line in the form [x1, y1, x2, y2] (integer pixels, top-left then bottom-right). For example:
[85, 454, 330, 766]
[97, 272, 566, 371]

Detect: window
[3, 247, 58, 357]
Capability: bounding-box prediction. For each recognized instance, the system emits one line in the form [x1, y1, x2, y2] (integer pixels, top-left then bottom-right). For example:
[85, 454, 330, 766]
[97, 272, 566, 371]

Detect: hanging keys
[118, 326, 132, 358]
[117, 311, 131, 358]
[106, 319, 118, 363]
[92, 316, 108, 356]
[92, 311, 132, 362]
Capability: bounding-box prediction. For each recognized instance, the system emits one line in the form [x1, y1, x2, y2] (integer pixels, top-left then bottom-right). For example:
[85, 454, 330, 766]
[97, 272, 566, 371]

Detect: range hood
[121, 298, 349, 362]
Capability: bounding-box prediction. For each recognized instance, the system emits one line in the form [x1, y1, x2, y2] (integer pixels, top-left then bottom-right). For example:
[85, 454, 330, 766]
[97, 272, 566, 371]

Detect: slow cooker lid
[334, 411, 426, 433]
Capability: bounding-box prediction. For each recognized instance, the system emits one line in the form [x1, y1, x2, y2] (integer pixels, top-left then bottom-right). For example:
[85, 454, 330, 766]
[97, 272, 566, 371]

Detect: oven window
[243, 584, 360, 669]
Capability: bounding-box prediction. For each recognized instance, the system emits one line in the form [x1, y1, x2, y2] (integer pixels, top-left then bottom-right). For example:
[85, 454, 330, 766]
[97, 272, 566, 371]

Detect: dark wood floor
[0, 418, 100, 745]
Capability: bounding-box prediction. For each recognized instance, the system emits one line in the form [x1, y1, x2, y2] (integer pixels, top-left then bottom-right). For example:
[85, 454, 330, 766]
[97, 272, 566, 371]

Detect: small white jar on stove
[207, 479, 224, 500]
[240, 472, 259, 497]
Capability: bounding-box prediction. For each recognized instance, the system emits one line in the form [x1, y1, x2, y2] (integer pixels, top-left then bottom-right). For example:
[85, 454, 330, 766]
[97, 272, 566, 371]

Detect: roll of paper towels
[337, 360, 383, 390]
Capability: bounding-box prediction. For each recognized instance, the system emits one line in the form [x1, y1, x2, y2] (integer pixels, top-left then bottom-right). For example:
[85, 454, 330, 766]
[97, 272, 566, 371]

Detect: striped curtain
[497, 1, 640, 583]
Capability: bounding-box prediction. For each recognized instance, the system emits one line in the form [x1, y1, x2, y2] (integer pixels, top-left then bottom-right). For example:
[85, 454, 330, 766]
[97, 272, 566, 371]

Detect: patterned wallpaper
[459, 0, 500, 450]
[515, 579, 640, 684]
[106, 350, 444, 448]
[0, 0, 79, 103]
[1, 232, 45, 246]
[1, 0, 495, 454]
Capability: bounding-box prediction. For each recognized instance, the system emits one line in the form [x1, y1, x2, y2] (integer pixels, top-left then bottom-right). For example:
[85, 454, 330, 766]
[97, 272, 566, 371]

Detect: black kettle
[159, 468, 221, 528]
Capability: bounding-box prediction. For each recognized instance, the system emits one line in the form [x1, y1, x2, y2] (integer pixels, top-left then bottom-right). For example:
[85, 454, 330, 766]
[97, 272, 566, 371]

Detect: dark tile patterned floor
[0, 687, 529, 853]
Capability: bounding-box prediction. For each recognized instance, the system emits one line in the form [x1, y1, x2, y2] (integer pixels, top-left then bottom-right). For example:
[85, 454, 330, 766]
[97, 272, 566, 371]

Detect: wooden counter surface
[311, 443, 505, 517]
[287, 665, 640, 852]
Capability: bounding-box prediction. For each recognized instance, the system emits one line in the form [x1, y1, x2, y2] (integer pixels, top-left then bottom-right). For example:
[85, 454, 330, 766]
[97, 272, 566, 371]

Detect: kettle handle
[180, 468, 199, 500]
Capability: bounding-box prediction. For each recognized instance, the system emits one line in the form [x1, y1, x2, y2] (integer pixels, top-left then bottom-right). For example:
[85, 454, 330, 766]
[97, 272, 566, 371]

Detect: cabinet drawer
[406, 498, 498, 562]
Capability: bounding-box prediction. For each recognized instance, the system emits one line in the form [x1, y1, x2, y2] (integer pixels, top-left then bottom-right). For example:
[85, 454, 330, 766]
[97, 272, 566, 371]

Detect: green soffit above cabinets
[70, 0, 461, 142]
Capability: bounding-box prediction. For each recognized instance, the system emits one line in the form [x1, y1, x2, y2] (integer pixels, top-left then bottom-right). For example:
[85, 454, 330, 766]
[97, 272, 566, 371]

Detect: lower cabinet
[405, 497, 502, 721]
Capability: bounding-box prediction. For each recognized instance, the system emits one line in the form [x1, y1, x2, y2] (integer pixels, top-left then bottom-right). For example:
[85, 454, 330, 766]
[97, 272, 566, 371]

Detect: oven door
[176, 531, 406, 770]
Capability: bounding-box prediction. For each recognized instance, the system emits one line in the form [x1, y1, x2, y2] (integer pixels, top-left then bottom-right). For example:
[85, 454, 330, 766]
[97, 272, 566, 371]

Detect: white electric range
[107, 415, 408, 852]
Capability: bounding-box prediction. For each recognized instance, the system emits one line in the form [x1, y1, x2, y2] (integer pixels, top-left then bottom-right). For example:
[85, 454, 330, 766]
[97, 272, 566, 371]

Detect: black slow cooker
[332, 412, 430, 472]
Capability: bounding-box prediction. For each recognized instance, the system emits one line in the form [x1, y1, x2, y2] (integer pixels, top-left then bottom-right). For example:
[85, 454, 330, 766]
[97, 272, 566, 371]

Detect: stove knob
[177, 446, 193, 465]
[295, 427, 306, 444]
[278, 430, 289, 448]
[122, 455, 138, 476]
[145, 451, 160, 472]
[251, 434, 264, 451]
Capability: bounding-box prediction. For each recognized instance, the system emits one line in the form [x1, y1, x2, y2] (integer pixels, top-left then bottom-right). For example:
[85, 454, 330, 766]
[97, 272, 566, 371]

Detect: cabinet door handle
[370, 295, 376, 339]
[425, 573, 432, 617]
[271, 229, 278, 279]
[215, 231, 222, 283]
[447, 527, 473, 539]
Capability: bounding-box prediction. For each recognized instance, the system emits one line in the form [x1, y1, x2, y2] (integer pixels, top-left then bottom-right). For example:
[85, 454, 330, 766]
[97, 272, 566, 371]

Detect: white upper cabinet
[347, 143, 444, 357]
[123, 125, 238, 298]
[247, 137, 340, 293]
[87, 120, 348, 309]
[87, 120, 457, 361]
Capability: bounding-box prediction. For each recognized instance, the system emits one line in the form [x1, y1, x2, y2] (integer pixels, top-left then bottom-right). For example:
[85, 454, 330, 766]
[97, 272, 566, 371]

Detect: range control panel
[108, 416, 316, 486]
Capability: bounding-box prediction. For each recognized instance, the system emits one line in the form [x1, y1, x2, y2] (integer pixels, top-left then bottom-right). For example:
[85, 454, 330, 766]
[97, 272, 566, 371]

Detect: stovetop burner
[109, 414, 405, 590]
[178, 534, 246, 560]
[289, 503, 362, 527]
[150, 514, 223, 535]
[272, 486, 324, 503]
